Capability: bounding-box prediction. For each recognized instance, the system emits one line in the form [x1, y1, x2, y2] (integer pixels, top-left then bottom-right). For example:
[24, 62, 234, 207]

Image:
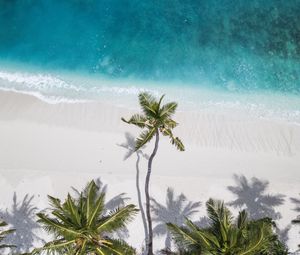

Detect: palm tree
[122, 92, 184, 255]
[28, 180, 138, 255]
[151, 188, 201, 250]
[167, 199, 282, 255]
[0, 220, 15, 251]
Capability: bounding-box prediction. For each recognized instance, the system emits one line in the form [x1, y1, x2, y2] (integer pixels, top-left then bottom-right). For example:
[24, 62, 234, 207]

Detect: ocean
[0, 0, 299, 122]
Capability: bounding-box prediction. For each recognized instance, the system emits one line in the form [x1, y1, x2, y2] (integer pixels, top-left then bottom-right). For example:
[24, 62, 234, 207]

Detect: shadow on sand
[118, 132, 149, 251]
[227, 174, 289, 243]
[227, 174, 285, 220]
[0, 193, 43, 253]
[151, 188, 201, 251]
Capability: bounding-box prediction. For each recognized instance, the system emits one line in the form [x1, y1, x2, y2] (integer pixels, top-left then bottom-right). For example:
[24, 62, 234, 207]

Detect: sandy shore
[0, 90, 299, 253]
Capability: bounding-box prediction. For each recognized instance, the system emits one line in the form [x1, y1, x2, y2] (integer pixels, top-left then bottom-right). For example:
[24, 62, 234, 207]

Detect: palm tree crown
[167, 199, 282, 255]
[122, 92, 184, 151]
[29, 180, 138, 255]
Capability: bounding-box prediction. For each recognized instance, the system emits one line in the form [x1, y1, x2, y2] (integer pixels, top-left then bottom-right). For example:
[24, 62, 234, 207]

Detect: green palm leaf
[135, 128, 156, 150]
[162, 128, 185, 151]
[29, 181, 137, 255]
[97, 204, 138, 233]
[166, 223, 198, 247]
[121, 114, 148, 128]
[37, 213, 82, 238]
[159, 102, 178, 119]
[139, 92, 158, 117]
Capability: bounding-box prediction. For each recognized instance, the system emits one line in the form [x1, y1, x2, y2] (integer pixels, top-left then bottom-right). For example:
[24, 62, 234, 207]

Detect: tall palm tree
[28, 180, 138, 255]
[0, 220, 15, 251]
[151, 188, 201, 250]
[122, 92, 184, 255]
[167, 199, 281, 255]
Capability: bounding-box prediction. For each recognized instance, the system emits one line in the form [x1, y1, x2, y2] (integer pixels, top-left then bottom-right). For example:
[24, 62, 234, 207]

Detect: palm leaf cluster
[0, 220, 15, 250]
[29, 180, 138, 255]
[122, 92, 184, 151]
[167, 199, 286, 255]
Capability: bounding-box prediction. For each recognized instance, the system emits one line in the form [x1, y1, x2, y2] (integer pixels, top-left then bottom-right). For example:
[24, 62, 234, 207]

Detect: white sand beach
[0, 90, 299, 253]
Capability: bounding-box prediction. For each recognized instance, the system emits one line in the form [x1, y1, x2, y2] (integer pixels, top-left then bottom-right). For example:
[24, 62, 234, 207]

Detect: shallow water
[0, 0, 299, 121]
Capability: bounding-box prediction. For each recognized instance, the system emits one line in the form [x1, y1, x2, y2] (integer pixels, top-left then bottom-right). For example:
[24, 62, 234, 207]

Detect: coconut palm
[151, 188, 201, 250]
[0, 220, 15, 251]
[28, 180, 138, 255]
[122, 92, 184, 255]
[167, 199, 279, 255]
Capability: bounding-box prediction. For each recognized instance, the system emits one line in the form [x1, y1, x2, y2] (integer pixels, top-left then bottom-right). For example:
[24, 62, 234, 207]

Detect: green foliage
[28, 180, 138, 255]
[0, 220, 15, 250]
[122, 92, 184, 152]
[167, 199, 287, 255]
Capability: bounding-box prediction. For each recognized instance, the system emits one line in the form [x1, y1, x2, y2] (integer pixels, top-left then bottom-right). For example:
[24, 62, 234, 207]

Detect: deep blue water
[0, 0, 300, 94]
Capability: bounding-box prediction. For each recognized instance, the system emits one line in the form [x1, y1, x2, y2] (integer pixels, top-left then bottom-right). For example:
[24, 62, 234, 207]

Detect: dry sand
[0, 90, 299, 253]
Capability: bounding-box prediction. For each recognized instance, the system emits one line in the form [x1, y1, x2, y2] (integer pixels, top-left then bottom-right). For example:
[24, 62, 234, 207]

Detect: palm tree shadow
[151, 188, 201, 250]
[291, 194, 300, 214]
[227, 174, 290, 244]
[118, 132, 149, 249]
[227, 174, 285, 220]
[72, 178, 131, 239]
[0, 192, 43, 253]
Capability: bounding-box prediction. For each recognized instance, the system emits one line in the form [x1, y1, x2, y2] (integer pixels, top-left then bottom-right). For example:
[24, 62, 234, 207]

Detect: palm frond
[121, 114, 148, 128]
[164, 118, 178, 129]
[102, 238, 136, 255]
[239, 222, 270, 255]
[37, 213, 81, 238]
[161, 128, 184, 151]
[185, 218, 219, 249]
[30, 239, 75, 255]
[139, 92, 158, 117]
[97, 204, 138, 233]
[135, 128, 156, 150]
[159, 102, 178, 119]
[86, 181, 99, 223]
[166, 223, 198, 248]
[87, 192, 105, 227]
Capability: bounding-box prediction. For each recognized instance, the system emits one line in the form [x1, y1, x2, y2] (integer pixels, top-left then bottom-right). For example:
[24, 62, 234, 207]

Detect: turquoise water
[0, 0, 299, 120]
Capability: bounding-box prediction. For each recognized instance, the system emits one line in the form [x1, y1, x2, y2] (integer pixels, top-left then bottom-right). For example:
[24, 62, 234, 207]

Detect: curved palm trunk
[145, 130, 159, 255]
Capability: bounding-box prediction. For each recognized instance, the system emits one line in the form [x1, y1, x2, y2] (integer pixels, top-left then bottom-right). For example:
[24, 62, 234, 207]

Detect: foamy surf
[0, 67, 299, 124]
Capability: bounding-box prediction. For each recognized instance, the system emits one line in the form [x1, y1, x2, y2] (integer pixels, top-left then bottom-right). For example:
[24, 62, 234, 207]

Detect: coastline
[0, 89, 299, 252]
